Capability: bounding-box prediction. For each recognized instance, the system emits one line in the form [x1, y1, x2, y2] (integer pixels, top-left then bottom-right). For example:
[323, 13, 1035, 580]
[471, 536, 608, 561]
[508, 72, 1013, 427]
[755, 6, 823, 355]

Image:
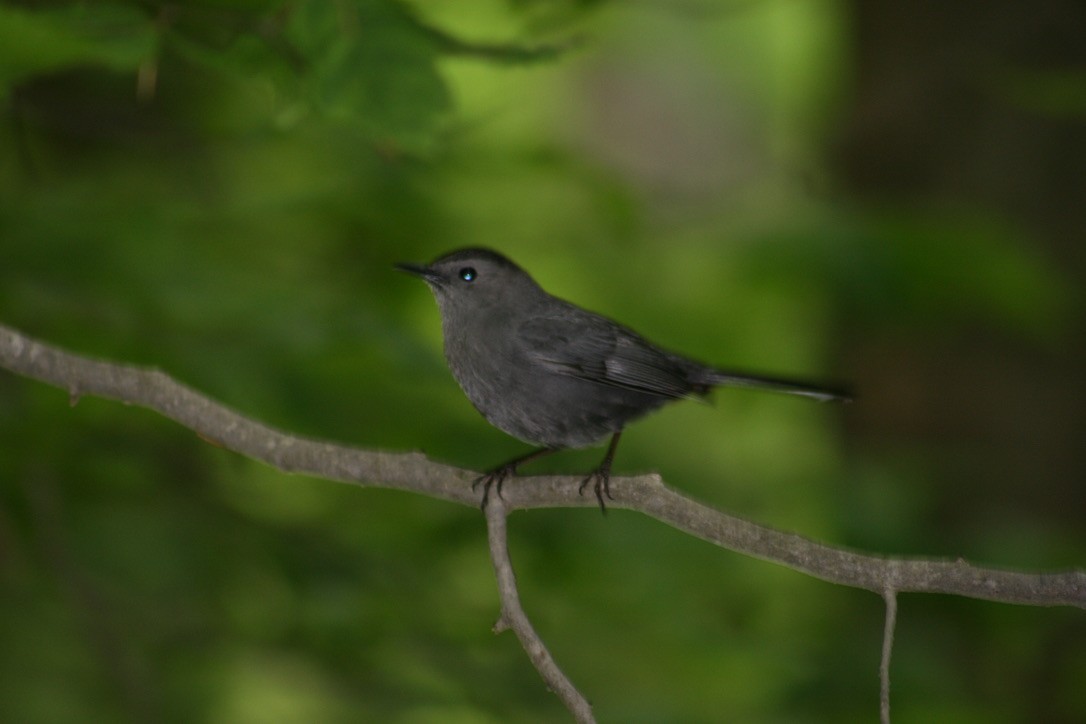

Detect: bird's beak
[395, 261, 443, 284]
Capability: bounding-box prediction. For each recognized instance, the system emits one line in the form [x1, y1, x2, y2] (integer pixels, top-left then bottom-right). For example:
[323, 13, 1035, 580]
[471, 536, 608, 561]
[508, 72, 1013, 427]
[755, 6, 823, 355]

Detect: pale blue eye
[459, 267, 476, 282]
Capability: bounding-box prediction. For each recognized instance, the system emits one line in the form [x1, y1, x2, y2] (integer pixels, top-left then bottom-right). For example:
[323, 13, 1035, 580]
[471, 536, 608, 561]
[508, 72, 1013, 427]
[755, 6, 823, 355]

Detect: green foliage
[0, 3, 153, 95]
[289, 1, 451, 147]
[162, 0, 454, 150]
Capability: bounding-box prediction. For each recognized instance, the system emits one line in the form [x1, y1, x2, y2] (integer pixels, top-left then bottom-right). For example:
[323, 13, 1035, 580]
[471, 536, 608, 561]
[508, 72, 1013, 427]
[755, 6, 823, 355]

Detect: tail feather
[705, 370, 851, 403]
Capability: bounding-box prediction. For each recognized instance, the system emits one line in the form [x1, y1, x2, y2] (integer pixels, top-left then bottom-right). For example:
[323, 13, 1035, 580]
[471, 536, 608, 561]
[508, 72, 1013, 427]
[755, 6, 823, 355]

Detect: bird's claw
[473, 465, 515, 510]
[578, 468, 614, 514]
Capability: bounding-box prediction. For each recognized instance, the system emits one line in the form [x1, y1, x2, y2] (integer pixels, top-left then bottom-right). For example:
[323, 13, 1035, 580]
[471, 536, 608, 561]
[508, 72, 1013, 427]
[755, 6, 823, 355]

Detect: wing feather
[517, 312, 694, 399]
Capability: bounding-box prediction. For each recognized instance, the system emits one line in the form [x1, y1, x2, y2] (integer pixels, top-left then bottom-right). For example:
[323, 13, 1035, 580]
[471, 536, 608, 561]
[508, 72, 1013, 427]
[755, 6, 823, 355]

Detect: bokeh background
[2, 1, 1084, 721]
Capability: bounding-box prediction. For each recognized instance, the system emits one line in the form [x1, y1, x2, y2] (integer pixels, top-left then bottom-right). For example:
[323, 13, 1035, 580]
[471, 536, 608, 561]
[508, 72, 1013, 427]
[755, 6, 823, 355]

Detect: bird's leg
[579, 431, 623, 514]
[474, 447, 559, 510]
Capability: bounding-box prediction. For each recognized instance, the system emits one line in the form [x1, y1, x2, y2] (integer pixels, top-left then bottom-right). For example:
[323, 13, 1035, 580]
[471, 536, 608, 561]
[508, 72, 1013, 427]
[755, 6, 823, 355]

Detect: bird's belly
[452, 358, 667, 449]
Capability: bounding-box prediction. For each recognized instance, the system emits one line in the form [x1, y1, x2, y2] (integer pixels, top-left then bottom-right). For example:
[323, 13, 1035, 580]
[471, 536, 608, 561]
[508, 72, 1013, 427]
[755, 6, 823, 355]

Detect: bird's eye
[458, 267, 477, 282]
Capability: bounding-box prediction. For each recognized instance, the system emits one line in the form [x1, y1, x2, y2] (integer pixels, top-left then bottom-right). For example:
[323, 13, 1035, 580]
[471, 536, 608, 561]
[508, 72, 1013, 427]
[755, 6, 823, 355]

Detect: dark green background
[2, 1, 1083, 721]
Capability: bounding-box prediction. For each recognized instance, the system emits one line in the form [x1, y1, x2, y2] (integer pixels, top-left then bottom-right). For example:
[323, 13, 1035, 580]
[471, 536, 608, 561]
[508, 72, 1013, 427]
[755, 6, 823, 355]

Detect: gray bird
[397, 248, 849, 511]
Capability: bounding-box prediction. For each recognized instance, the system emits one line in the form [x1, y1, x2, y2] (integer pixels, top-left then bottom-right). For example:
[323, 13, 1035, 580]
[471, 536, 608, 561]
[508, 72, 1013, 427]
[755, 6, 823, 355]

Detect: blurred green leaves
[994, 66, 1086, 118]
[286, 1, 449, 148]
[744, 207, 1075, 339]
[0, 3, 153, 97]
[163, 0, 453, 150]
[0, 0, 566, 152]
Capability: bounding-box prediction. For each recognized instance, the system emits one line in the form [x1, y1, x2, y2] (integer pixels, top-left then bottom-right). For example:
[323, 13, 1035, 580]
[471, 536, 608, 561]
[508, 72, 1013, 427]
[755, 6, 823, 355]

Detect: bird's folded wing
[517, 313, 693, 398]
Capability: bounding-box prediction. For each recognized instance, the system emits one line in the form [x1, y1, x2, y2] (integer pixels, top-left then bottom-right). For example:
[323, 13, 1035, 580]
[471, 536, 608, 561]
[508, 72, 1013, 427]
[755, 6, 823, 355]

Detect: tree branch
[484, 497, 595, 723]
[1, 323, 1083, 609]
[2, 321, 1084, 720]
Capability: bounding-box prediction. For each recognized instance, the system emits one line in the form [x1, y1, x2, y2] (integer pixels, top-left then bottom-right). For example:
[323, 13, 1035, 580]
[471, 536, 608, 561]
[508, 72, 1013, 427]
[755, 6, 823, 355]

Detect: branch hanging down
[485, 497, 595, 723]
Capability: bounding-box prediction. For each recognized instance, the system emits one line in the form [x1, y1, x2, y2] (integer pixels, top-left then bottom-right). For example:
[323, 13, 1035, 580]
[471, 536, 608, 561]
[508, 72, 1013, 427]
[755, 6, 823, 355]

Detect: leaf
[286, 0, 451, 151]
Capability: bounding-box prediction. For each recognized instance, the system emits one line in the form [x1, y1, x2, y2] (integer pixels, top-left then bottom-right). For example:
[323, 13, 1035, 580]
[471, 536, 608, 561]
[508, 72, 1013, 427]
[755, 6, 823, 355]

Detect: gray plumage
[398, 248, 849, 510]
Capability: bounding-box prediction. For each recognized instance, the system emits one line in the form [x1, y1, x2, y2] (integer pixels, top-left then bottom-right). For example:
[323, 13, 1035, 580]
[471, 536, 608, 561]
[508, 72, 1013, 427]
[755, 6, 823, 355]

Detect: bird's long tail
[705, 369, 851, 403]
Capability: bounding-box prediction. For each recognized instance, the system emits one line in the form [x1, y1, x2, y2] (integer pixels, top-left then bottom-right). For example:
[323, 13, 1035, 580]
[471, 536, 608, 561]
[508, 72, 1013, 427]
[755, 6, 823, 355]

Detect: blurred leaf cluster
[2, 0, 1083, 722]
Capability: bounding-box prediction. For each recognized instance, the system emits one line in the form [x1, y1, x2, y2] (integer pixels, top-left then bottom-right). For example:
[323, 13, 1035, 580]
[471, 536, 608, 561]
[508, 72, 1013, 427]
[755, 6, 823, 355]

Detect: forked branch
[2, 322, 1083, 720]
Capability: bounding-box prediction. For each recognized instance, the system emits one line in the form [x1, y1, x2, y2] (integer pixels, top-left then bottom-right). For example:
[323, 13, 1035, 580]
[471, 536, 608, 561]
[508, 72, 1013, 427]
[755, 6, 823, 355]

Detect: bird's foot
[472, 464, 517, 510]
[578, 465, 614, 515]
[473, 447, 559, 510]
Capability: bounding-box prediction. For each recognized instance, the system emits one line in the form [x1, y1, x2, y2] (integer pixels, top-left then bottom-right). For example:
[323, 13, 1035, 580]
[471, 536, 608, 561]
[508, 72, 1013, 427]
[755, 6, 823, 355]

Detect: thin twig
[484, 498, 595, 723]
[880, 588, 898, 724]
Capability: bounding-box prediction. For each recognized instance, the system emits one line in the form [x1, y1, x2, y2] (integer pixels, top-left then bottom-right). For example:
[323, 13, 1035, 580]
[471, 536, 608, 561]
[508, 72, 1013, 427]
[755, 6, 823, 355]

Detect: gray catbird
[397, 248, 849, 511]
